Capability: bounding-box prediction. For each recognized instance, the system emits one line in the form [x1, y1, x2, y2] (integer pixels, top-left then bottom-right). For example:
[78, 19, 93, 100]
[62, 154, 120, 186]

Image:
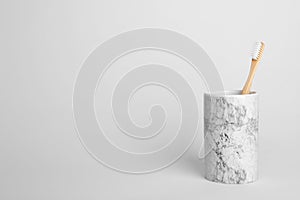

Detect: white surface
[1, 0, 300, 199]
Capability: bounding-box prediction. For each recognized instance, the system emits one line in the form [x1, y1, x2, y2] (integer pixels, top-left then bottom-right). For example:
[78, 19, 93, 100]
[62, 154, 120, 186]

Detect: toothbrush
[242, 41, 265, 94]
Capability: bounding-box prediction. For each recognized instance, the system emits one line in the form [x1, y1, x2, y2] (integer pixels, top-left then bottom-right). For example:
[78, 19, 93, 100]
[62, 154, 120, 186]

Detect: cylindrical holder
[204, 90, 258, 184]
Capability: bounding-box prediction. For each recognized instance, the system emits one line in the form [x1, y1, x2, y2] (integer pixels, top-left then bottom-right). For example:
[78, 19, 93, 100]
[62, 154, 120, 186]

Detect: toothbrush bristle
[252, 41, 265, 60]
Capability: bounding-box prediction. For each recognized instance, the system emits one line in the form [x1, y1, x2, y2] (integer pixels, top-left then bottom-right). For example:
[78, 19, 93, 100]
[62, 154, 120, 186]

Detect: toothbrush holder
[204, 90, 258, 184]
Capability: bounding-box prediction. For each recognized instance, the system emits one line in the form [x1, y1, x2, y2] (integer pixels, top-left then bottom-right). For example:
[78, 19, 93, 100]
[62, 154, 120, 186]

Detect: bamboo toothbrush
[242, 41, 265, 94]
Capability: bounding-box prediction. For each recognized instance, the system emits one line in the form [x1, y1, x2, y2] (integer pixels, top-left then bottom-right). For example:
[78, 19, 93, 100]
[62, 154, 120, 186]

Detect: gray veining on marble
[204, 91, 258, 184]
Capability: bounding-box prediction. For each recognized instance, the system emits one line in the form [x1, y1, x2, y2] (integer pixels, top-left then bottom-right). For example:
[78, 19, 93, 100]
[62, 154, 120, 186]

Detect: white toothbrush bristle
[252, 41, 264, 60]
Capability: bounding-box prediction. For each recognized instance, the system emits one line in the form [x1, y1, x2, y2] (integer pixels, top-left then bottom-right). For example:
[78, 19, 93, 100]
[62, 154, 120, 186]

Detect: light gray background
[1, 0, 300, 199]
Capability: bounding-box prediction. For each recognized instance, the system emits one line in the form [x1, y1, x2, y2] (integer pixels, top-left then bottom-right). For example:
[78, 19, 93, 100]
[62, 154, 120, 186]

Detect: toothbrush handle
[242, 60, 258, 94]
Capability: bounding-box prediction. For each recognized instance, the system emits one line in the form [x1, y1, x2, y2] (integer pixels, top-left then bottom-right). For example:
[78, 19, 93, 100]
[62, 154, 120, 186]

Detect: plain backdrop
[1, 0, 300, 199]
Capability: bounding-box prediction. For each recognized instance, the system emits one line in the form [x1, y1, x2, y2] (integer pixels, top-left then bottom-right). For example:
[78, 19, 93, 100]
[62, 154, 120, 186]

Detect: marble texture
[204, 91, 258, 184]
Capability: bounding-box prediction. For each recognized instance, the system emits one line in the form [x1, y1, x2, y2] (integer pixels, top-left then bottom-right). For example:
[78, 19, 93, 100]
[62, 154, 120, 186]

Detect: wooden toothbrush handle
[242, 60, 258, 94]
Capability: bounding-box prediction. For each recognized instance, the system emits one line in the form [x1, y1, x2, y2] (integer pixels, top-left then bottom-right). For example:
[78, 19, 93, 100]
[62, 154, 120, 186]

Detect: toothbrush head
[251, 41, 265, 61]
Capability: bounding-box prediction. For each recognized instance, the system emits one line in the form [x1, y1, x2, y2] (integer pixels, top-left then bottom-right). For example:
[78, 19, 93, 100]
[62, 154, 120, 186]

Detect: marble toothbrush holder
[204, 90, 258, 184]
